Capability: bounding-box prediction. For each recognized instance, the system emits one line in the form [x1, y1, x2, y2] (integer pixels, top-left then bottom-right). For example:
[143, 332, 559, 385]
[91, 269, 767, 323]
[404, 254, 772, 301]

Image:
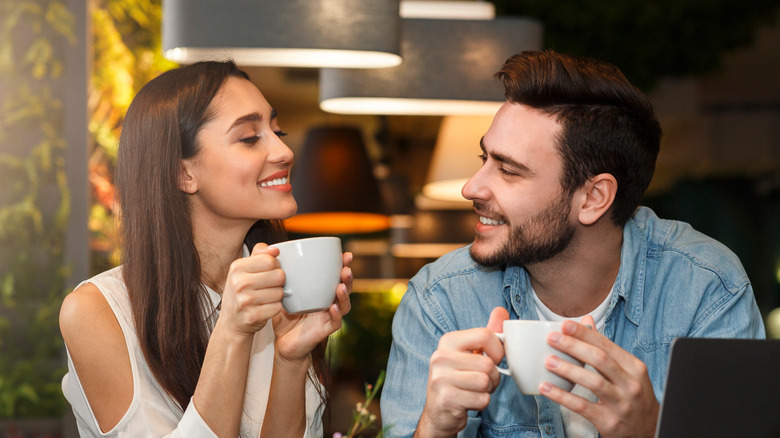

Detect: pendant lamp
[162, 0, 402, 68]
[284, 127, 390, 235]
[319, 16, 542, 115]
[422, 115, 494, 202]
[400, 1, 495, 20]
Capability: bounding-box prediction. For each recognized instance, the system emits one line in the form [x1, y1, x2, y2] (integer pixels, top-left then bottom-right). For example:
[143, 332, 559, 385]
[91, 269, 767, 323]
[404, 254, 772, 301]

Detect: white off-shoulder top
[62, 265, 324, 437]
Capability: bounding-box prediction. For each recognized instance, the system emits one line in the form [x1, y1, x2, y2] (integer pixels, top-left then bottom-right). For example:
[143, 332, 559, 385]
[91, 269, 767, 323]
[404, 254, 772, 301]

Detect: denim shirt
[380, 207, 765, 438]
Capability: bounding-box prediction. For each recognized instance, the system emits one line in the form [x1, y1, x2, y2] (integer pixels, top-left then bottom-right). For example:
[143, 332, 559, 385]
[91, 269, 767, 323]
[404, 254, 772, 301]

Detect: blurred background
[1, 0, 779, 436]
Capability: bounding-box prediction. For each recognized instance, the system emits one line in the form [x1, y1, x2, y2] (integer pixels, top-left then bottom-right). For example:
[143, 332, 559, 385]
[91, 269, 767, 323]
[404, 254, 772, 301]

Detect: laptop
[655, 337, 780, 438]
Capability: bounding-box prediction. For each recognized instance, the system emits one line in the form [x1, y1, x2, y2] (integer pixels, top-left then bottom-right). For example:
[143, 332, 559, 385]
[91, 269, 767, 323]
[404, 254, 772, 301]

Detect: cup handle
[494, 332, 511, 376]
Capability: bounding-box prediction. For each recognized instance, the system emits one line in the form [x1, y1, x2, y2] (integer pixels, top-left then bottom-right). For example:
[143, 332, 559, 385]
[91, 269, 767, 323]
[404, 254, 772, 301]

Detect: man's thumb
[486, 307, 510, 333]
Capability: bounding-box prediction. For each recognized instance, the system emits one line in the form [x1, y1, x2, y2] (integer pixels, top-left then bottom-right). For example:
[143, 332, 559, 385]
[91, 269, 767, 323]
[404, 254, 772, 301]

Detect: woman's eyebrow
[225, 112, 262, 134]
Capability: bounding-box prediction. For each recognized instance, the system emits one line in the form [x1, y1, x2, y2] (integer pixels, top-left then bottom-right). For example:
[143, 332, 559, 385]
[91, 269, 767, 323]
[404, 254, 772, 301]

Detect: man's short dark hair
[496, 50, 662, 226]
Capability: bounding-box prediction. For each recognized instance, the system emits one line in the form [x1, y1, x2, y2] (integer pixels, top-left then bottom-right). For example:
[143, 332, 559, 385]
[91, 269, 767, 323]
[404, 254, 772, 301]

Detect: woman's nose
[269, 134, 294, 164]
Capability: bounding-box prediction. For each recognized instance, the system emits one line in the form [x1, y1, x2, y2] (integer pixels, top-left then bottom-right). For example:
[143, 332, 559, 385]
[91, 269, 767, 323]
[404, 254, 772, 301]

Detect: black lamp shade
[285, 127, 390, 234]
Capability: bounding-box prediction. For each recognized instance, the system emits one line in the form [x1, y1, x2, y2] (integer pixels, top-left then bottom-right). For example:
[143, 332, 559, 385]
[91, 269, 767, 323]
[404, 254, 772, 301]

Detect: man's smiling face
[461, 102, 577, 267]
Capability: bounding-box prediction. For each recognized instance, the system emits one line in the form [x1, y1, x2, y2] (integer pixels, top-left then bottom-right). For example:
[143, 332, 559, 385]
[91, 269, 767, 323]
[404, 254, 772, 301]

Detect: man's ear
[179, 160, 198, 194]
[575, 173, 617, 225]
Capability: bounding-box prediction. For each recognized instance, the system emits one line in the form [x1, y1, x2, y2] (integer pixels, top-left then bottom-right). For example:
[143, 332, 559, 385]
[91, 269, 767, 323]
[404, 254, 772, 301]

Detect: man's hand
[415, 308, 509, 438]
[540, 315, 659, 438]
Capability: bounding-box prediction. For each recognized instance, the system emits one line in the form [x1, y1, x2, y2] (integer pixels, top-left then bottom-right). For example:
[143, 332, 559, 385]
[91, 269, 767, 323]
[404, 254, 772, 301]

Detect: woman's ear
[576, 173, 617, 225]
[179, 160, 198, 194]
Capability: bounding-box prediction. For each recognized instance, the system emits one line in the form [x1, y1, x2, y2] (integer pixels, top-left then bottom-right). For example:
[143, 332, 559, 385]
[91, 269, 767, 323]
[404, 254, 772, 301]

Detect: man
[380, 50, 765, 438]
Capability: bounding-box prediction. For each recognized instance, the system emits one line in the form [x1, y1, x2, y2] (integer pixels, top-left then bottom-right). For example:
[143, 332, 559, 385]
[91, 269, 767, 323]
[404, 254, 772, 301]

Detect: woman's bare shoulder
[60, 282, 124, 347]
[60, 281, 135, 432]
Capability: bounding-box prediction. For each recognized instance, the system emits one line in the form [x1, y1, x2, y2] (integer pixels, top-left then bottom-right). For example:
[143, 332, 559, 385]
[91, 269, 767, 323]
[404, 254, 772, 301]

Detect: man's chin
[469, 240, 505, 267]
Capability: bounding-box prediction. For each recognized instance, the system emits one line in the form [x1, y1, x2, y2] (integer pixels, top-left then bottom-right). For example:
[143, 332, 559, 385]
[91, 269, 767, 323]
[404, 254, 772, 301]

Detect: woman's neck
[192, 220, 250, 293]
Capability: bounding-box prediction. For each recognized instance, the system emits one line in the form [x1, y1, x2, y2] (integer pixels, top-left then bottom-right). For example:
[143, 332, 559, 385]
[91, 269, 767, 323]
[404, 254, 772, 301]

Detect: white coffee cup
[496, 320, 584, 395]
[269, 236, 342, 314]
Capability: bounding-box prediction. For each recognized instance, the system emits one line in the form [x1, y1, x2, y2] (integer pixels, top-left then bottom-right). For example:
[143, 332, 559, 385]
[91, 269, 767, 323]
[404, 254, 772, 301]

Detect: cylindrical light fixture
[162, 0, 402, 68]
[423, 115, 494, 202]
[399, 1, 495, 20]
[319, 17, 542, 115]
[284, 127, 391, 234]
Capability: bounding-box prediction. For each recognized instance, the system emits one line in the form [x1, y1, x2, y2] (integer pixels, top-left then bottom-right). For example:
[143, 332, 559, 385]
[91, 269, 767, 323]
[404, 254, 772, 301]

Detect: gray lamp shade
[284, 127, 390, 234]
[162, 0, 402, 68]
[319, 17, 543, 115]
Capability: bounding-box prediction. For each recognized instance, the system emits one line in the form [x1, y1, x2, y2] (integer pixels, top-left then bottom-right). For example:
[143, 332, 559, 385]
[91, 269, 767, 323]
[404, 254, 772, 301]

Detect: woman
[59, 60, 352, 437]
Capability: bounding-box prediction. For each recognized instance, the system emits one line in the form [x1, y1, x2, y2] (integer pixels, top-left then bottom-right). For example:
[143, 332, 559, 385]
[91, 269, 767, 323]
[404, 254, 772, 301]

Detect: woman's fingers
[220, 249, 289, 334]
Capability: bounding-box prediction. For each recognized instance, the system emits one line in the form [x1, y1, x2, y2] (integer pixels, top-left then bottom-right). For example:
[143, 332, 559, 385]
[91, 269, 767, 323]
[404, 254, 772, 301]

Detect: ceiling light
[284, 126, 391, 234]
[399, 1, 495, 20]
[423, 115, 494, 202]
[163, 0, 402, 68]
[319, 17, 542, 115]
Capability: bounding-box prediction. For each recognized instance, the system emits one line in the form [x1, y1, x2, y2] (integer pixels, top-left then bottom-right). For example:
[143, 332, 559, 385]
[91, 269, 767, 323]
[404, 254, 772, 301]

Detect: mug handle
[494, 332, 511, 376]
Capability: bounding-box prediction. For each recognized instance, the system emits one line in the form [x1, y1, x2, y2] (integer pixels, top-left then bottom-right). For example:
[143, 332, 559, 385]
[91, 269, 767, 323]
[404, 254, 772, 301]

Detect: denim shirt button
[545, 425, 552, 434]
[514, 294, 521, 302]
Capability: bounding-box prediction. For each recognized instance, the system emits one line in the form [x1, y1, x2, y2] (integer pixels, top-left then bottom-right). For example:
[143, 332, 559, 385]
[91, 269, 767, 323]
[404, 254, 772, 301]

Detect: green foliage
[88, 0, 176, 274]
[0, 0, 74, 418]
[329, 292, 398, 385]
[494, 0, 780, 90]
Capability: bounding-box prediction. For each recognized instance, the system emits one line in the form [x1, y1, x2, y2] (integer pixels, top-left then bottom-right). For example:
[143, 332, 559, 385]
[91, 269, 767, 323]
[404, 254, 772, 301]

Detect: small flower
[344, 370, 386, 438]
[333, 433, 343, 438]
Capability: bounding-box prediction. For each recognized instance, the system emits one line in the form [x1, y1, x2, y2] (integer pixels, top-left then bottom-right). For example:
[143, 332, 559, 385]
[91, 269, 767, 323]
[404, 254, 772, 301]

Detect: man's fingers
[486, 307, 510, 333]
[445, 369, 498, 394]
[540, 379, 601, 419]
[580, 315, 596, 330]
[428, 367, 498, 413]
[439, 328, 504, 364]
[555, 321, 641, 390]
[544, 353, 621, 405]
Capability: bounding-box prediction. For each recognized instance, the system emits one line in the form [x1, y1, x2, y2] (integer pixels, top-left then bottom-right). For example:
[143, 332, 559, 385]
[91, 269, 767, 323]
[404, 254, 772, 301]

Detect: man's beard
[470, 193, 576, 267]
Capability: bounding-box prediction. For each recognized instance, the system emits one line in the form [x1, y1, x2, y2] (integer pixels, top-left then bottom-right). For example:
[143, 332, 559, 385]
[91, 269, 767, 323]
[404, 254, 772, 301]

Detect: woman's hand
[272, 251, 353, 363]
[216, 243, 286, 338]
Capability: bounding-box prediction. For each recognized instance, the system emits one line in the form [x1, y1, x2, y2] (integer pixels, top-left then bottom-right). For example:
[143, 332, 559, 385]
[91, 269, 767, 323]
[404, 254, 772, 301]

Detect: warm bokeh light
[320, 97, 503, 116]
[284, 212, 391, 235]
[768, 307, 780, 340]
[165, 47, 402, 69]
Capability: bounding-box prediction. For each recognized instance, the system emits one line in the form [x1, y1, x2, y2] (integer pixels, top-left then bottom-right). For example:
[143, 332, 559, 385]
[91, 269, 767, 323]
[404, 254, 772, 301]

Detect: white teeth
[259, 177, 288, 188]
[479, 216, 505, 226]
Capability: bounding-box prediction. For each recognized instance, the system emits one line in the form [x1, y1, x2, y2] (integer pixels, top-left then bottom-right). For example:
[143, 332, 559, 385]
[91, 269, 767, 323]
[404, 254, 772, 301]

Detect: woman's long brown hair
[115, 61, 327, 412]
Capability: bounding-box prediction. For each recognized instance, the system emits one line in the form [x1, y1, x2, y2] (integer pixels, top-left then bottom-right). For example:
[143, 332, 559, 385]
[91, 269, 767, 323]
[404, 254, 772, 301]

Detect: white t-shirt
[62, 265, 325, 437]
[532, 286, 614, 438]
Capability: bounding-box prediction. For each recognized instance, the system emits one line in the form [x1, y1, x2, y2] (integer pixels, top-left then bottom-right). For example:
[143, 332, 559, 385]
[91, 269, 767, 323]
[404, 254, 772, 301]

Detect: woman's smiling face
[181, 76, 297, 229]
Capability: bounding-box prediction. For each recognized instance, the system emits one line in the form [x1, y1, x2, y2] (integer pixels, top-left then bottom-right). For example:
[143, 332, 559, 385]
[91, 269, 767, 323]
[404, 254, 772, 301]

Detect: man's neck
[526, 224, 623, 318]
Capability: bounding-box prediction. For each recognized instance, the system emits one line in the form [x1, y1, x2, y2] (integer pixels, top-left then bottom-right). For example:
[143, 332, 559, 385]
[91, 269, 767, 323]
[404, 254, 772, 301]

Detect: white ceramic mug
[496, 320, 584, 395]
[269, 236, 342, 314]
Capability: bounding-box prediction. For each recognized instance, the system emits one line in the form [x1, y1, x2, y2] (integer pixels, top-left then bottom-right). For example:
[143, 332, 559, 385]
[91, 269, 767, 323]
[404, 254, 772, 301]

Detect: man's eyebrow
[479, 137, 534, 176]
[226, 112, 262, 134]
